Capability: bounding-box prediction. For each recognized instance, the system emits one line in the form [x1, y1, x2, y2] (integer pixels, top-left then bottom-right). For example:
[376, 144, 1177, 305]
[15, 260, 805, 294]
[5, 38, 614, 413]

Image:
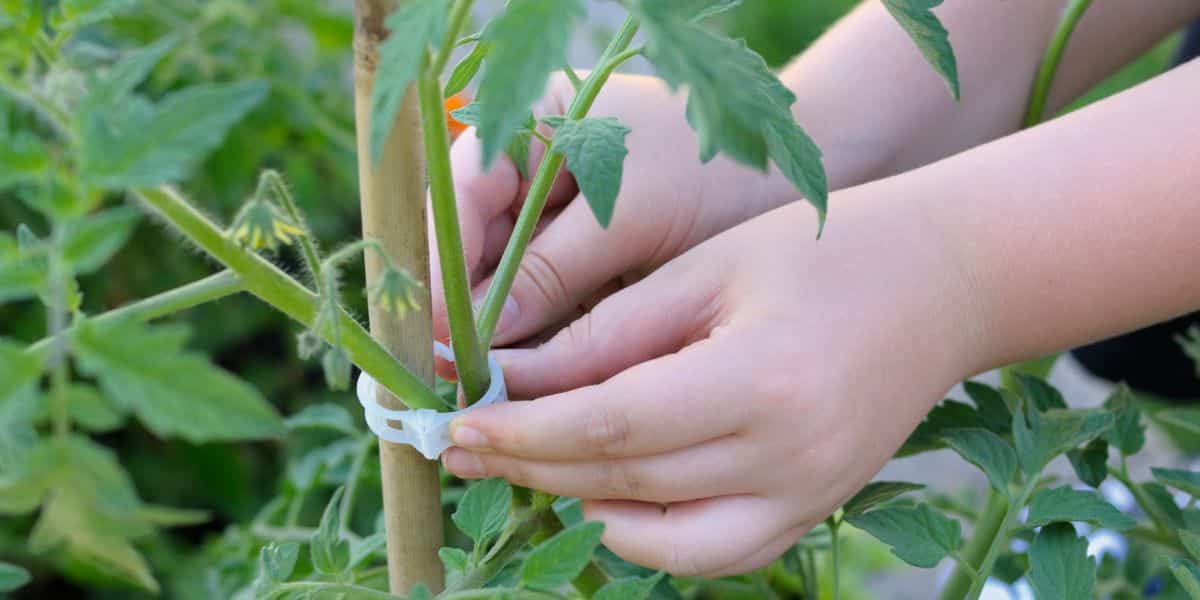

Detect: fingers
[583, 496, 797, 577]
[706, 526, 808, 578]
[495, 257, 720, 398]
[442, 435, 751, 504]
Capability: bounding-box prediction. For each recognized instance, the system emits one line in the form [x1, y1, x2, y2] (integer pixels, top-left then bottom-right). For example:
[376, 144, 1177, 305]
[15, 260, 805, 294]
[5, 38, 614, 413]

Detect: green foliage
[369, 0, 447, 161]
[550, 117, 632, 228]
[520, 521, 605, 590]
[0, 560, 30, 592]
[940, 427, 1016, 496]
[1152, 467, 1200, 499]
[453, 477, 513, 546]
[1026, 523, 1096, 600]
[310, 487, 351, 576]
[880, 0, 960, 99]
[841, 481, 924, 517]
[1023, 486, 1136, 531]
[1066, 438, 1109, 488]
[845, 503, 960, 568]
[1013, 405, 1113, 477]
[594, 573, 666, 600]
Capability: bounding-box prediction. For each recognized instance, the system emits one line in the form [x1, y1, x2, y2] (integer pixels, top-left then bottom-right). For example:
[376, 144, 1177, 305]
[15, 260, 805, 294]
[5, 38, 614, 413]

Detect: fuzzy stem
[964, 484, 1034, 600]
[261, 170, 324, 283]
[476, 16, 641, 346]
[1022, 0, 1095, 127]
[938, 491, 1008, 600]
[132, 186, 443, 410]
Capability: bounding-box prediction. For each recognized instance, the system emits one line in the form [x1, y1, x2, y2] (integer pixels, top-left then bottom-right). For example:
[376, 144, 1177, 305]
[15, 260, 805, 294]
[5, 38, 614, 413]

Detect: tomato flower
[227, 195, 305, 252]
[368, 265, 424, 317]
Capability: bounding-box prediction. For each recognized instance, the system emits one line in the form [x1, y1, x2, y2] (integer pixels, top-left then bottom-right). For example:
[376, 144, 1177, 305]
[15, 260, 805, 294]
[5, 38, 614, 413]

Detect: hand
[430, 72, 802, 348]
[441, 190, 985, 576]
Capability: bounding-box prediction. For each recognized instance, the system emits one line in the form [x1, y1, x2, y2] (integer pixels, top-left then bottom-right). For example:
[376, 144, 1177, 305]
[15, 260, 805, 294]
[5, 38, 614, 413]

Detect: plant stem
[1112, 461, 1173, 536]
[938, 491, 1008, 600]
[132, 186, 443, 410]
[1022, 0, 1095, 127]
[431, 0, 476, 76]
[827, 518, 841, 600]
[26, 270, 243, 355]
[964, 485, 1034, 600]
[476, 16, 641, 345]
[417, 68, 490, 403]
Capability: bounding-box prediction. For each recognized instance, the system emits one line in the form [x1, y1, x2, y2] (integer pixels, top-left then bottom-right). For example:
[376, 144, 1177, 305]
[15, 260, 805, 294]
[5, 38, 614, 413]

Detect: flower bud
[367, 266, 423, 317]
[227, 196, 305, 252]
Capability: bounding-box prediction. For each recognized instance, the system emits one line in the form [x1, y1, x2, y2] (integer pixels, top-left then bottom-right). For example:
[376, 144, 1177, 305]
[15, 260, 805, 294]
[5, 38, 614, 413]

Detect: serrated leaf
[686, 0, 742, 22]
[845, 503, 960, 568]
[1103, 385, 1145, 455]
[899, 400, 989, 457]
[1153, 467, 1200, 499]
[1027, 523, 1096, 600]
[310, 488, 351, 575]
[635, 0, 827, 225]
[0, 131, 47, 191]
[1066, 438, 1108, 488]
[476, 0, 584, 168]
[284, 403, 358, 435]
[1142, 481, 1186, 529]
[940, 428, 1016, 496]
[81, 37, 176, 113]
[594, 573, 666, 600]
[453, 478, 512, 545]
[0, 561, 30, 592]
[551, 118, 630, 228]
[1181, 530, 1200, 562]
[1014, 373, 1067, 412]
[880, 0, 959, 100]
[445, 42, 487, 98]
[963, 380, 1011, 434]
[1013, 406, 1113, 477]
[349, 532, 386, 570]
[1024, 486, 1135, 531]
[453, 103, 535, 177]
[440, 546, 468, 588]
[61, 206, 140, 274]
[259, 542, 300, 582]
[842, 481, 924, 517]
[369, 0, 446, 161]
[72, 320, 282, 443]
[55, 384, 125, 433]
[80, 81, 268, 188]
[520, 521, 605, 590]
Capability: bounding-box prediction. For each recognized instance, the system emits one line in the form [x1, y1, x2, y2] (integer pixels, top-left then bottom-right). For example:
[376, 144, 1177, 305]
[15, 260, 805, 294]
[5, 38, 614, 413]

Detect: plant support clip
[355, 342, 507, 460]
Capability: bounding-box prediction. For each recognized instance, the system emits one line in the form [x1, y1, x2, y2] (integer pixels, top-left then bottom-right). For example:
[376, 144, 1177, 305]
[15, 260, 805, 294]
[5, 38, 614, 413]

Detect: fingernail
[444, 449, 485, 479]
[450, 421, 491, 450]
[495, 295, 520, 336]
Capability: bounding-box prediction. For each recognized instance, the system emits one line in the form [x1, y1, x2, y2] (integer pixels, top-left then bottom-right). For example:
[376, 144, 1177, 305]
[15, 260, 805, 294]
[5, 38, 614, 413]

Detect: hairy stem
[1022, 0, 1095, 127]
[261, 170, 324, 284]
[476, 16, 641, 346]
[133, 186, 443, 410]
[417, 68, 490, 403]
[938, 491, 1009, 600]
[964, 485, 1034, 600]
[27, 270, 243, 355]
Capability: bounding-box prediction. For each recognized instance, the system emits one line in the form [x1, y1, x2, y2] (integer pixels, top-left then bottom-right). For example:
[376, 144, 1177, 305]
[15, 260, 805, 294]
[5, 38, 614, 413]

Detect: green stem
[27, 270, 243, 355]
[476, 16, 641, 345]
[964, 485, 1034, 600]
[938, 491, 1009, 600]
[417, 67, 491, 403]
[133, 186, 443, 410]
[431, 0, 476, 77]
[340, 436, 376, 534]
[261, 170, 324, 284]
[440, 589, 564, 600]
[270, 582, 397, 600]
[828, 518, 841, 600]
[1112, 462, 1173, 536]
[1022, 0, 1095, 127]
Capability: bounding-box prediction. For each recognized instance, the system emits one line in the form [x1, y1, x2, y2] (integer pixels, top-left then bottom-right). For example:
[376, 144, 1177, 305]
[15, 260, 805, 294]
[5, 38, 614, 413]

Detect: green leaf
[368, 0, 447, 161]
[842, 481, 924, 517]
[1014, 373, 1067, 412]
[445, 41, 488, 98]
[80, 81, 268, 189]
[408, 583, 433, 600]
[1103, 385, 1145, 455]
[259, 542, 300, 582]
[0, 338, 42, 404]
[551, 118, 631, 228]
[685, 0, 743, 22]
[1013, 406, 1113, 477]
[845, 503, 960, 568]
[0, 561, 30, 592]
[0, 131, 47, 191]
[1181, 530, 1200, 562]
[439, 546, 468, 588]
[940, 428, 1016, 496]
[963, 380, 1011, 434]
[1170, 559, 1200, 599]
[56, 384, 125, 433]
[1024, 486, 1135, 531]
[62, 206, 140, 274]
[1027, 523, 1097, 600]
[634, 0, 827, 226]
[72, 320, 282, 443]
[520, 521, 605, 590]
[476, 0, 584, 168]
[452, 478, 513, 545]
[899, 400, 989, 456]
[880, 0, 960, 100]
[57, 0, 135, 27]
[451, 103, 535, 178]
[594, 573, 666, 600]
[81, 37, 176, 113]
[1142, 481, 1186, 529]
[1066, 438, 1108, 488]
[284, 403, 358, 436]
[1153, 467, 1200, 499]
[310, 487, 351, 575]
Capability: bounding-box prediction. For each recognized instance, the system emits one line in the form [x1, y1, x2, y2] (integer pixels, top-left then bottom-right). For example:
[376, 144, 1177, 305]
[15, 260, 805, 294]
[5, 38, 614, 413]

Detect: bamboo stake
[352, 0, 444, 593]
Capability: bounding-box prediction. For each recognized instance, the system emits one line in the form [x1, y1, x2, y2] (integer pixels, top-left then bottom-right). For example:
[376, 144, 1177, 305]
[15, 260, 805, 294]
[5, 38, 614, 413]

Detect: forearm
[775, 0, 1200, 197]
[885, 59, 1200, 375]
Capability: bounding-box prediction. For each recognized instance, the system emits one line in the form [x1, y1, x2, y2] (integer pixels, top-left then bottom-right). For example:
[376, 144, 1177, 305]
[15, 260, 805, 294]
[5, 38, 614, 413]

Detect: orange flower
[445, 92, 470, 139]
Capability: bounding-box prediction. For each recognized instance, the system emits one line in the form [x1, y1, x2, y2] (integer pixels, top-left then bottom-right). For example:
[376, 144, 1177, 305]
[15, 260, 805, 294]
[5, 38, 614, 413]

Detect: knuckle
[518, 249, 572, 312]
[555, 313, 595, 354]
[598, 460, 642, 499]
[583, 405, 632, 457]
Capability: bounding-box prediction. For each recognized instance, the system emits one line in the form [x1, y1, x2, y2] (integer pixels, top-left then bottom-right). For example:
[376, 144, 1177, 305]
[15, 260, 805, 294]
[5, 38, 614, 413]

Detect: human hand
[440, 190, 985, 576]
[430, 72, 805, 348]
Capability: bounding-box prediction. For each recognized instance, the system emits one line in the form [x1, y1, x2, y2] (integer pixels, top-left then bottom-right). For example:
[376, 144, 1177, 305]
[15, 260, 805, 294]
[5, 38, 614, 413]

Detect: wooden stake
[353, 0, 444, 593]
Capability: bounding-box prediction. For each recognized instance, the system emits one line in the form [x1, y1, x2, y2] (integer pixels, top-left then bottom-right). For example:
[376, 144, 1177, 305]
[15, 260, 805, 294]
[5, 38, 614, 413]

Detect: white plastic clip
[356, 342, 507, 460]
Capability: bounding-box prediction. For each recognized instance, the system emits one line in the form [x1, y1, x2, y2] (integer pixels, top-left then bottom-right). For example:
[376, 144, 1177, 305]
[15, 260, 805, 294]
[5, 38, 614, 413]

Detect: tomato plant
[3, 1, 1200, 599]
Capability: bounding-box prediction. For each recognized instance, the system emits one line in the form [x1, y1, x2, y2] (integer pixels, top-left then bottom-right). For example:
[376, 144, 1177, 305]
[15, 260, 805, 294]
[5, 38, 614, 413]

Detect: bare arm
[775, 0, 1200, 196]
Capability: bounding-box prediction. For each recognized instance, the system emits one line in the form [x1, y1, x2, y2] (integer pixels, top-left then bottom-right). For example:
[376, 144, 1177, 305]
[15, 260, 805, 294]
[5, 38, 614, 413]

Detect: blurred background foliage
[0, 0, 1189, 597]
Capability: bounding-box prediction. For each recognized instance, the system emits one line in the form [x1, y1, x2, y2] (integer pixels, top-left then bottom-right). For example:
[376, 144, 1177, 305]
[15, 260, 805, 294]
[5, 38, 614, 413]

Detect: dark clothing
[1070, 24, 1200, 400]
